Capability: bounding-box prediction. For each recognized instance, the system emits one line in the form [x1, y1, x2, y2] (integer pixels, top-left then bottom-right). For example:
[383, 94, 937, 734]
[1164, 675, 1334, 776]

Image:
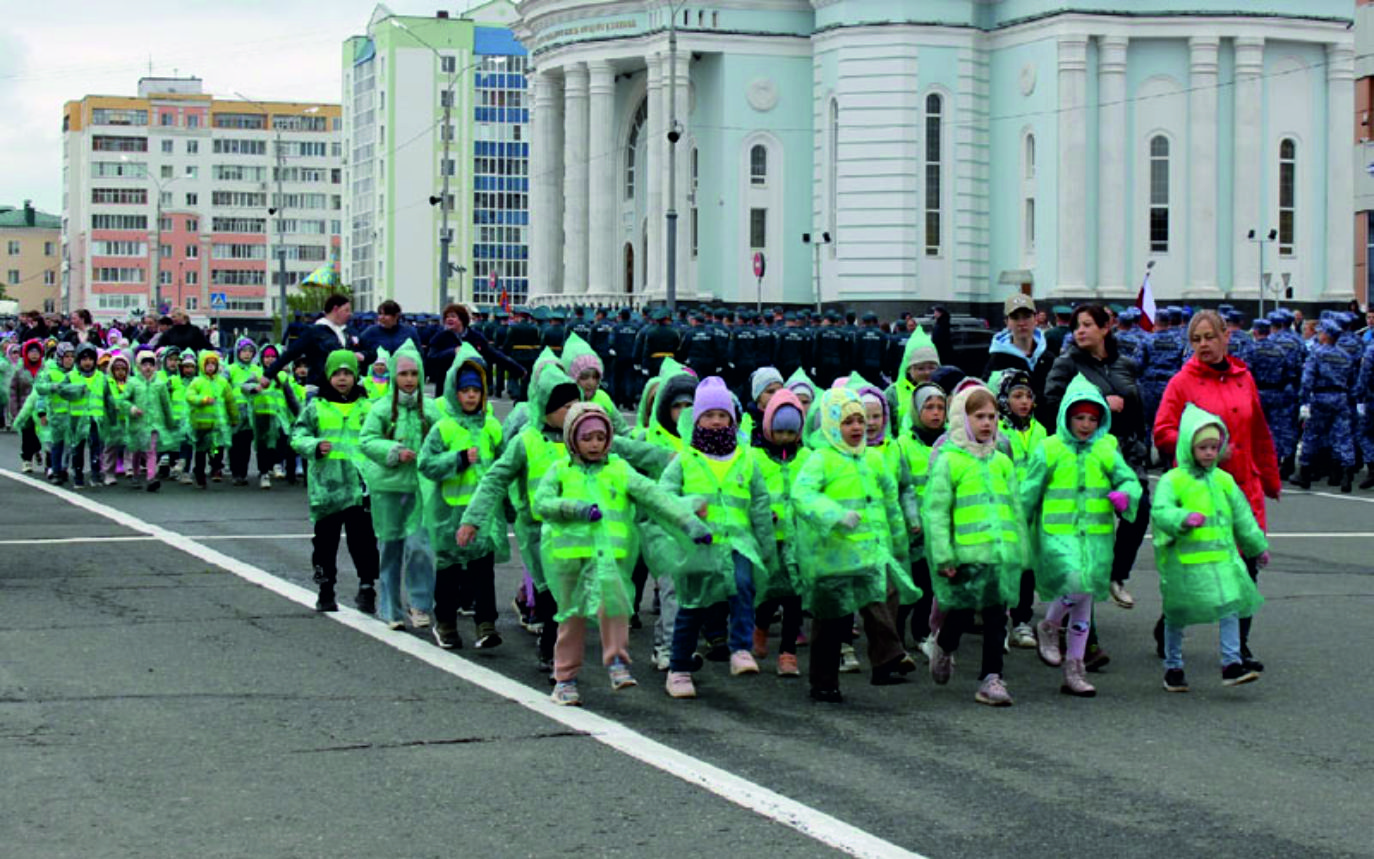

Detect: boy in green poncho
[360, 340, 437, 630]
[560, 332, 629, 437]
[363, 348, 390, 401]
[893, 381, 946, 656]
[171, 351, 199, 483]
[226, 337, 259, 486]
[993, 368, 1049, 649]
[122, 350, 174, 491]
[102, 352, 133, 485]
[1152, 404, 1268, 693]
[242, 343, 291, 488]
[36, 342, 77, 483]
[1019, 374, 1141, 697]
[924, 385, 1030, 707]
[458, 352, 583, 673]
[291, 350, 379, 614]
[793, 386, 915, 703]
[885, 325, 940, 435]
[418, 343, 506, 650]
[61, 342, 116, 489]
[535, 402, 709, 707]
[183, 350, 236, 488]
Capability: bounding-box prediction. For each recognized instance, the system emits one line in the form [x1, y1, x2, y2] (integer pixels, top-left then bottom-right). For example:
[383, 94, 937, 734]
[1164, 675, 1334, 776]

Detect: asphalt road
[1, 417, 1371, 859]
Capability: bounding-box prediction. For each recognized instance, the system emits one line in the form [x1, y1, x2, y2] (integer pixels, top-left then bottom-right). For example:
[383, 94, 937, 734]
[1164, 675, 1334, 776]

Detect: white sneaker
[259, 474, 271, 490]
[20, 460, 32, 474]
[178, 472, 194, 485]
[840, 643, 861, 673]
[408, 608, 432, 629]
[653, 645, 670, 672]
[170, 462, 183, 477]
[918, 634, 936, 663]
[1010, 623, 1038, 649]
[103, 475, 117, 487]
[271, 464, 286, 479]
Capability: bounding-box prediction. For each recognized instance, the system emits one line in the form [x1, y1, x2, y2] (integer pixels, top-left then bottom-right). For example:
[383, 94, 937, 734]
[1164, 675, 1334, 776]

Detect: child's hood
[762, 387, 805, 444]
[198, 349, 221, 376]
[818, 385, 866, 457]
[21, 338, 44, 372]
[234, 337, 258, 365]
[562, 400, 613, 462]
[899, 324, 939, 376]
[442, 342, 488, 421]
[526, 347, 573, 423]
[388, 339, 425, 382]
[783, 366, 817, 402]
[559, 332, 603, 384]
[945, 384, 996, 457]
[1055, 373, 1111, 447]
[1176, 402, 1228, 473]
[654, 363, 698, 437]
[371, 347, 391, 378]
[845, 371, 888, 435]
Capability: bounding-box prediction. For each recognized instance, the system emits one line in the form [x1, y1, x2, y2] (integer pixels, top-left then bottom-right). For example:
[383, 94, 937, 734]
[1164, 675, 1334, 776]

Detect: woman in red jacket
[1152, 308, 1280, 673]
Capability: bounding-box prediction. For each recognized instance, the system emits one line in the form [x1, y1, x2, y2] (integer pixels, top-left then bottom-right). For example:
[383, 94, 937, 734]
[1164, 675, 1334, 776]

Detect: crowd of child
[2, 326, 1267, 706]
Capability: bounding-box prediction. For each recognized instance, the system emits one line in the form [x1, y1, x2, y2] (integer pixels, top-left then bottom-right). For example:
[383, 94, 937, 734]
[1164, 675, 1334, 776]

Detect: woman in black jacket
[424, 303, 525, 396]
[1038, 303, 1149, 622]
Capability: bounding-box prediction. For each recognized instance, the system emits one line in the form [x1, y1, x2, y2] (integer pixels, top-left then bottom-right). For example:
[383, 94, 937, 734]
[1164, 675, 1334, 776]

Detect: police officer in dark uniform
[491, 308, 511, 398]
[540, 306, 566, 356]
[813, 310, 852, 389]
[851, 311, 888, 384]
[611, 308, 640, 408]
[712, 309, 733, 383]
[728, 312, 760, 398]
[774, 312, 811, 378]
[681, 312, 719, 379]
[636, 307, 681, 380]
[505, 307, 542, 402]
[569, 305, 594, 345]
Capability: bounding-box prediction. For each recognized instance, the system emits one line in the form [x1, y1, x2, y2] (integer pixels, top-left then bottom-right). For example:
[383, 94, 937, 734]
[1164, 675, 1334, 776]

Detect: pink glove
[1257, 551, 1271, 568]
[1183, 512, 1206, 530]
[586, 504, 602, 523]
[1107, 491, 1129, 513]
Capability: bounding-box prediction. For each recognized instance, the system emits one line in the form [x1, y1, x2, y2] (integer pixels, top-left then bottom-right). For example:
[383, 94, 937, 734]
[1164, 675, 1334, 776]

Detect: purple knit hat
[692, 376, 735, 425]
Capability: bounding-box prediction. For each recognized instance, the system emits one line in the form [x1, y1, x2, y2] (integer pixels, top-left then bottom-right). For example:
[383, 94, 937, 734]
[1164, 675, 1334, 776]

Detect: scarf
[692, 424, 738, 457]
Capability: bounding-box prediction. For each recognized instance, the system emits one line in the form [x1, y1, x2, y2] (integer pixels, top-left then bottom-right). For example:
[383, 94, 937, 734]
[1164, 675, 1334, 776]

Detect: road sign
[210, 292, 228, 311]
[753, 252, 766, 279]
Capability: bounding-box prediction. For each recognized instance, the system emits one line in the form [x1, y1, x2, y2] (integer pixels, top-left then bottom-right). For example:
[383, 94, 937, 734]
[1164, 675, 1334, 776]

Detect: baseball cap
[1004, 293, 1036, 316]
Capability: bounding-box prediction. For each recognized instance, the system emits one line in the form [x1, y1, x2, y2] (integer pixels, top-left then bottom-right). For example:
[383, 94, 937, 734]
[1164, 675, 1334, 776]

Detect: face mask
[691, 424, 737, 457]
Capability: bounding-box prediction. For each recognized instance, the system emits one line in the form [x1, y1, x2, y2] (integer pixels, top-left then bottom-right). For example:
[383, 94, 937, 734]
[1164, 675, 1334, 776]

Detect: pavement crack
[291, 729, 589, 754]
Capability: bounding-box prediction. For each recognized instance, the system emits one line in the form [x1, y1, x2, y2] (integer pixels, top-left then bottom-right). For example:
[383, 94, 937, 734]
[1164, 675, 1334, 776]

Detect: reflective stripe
[946, 452, 1019, 550]
[437, 417, 498, 507]
[548, 458, 635, 560]
[316, 400, 364, 460]
[681, 447, 754, 535]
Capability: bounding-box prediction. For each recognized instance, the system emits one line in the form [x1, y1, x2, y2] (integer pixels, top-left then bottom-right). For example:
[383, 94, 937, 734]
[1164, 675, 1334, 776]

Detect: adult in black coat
[929, 305, 953, 367]
[259, 295, 354, 389]
[423, 303, 525, 397]
[355, 299, 421, 367]
[157, 309, 213, 353]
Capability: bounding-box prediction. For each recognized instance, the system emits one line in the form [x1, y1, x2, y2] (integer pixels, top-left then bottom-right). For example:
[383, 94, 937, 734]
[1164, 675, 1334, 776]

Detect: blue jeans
[1163, 614, 1241, 671]
[669, 552, 754, 671]
[376, 530, 436, 624]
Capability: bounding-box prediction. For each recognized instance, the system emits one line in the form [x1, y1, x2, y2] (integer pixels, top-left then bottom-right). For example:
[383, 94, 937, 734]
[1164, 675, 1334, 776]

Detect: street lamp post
[1248, 228, 1278, 318]
[802, 231, 832, 315]
[665, 2, 686, 313]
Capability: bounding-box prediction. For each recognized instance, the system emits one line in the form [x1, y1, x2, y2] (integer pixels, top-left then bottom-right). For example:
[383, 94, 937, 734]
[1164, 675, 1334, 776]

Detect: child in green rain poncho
[893, 381, 946, 657]
[183, 350, 237, 488]
[290, 350, 379, 614]
[993, 368, 1049, 650]
[924, 385, 1029, 707]
[240, 343, 290, 489]
[793, 386, 916, 703]
[560, 332, 629, 437]
[226, 338, 259, 485]
[655, 376, 777, 700]
[102, 352, 133, 485]
[170, 351, 199, 483]
[363, 347, 390, 401]
[458, 352, 582, 672]
[417, 343, 506, 651]
[122, 350, 173, 491]
[535, 402, 709, 707]
[61, 343, 116, 488]
[33, 342, 76, 482]
[1019, 374, 1140, 697]
[359, 340, 437, 631]
[885, 325, 940, 435]
[1151, 404, 1268, 693]
[0, 342, 16, 431]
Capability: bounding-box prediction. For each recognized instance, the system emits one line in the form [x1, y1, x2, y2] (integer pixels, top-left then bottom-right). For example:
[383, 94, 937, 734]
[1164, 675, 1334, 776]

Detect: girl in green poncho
[360, 340, 437, 631]
[749, 388, 809, 677]
[535, 402, 709, 707]
[561, 333, 630, 437]
[183, 350, 237, 487]
[793, 386, 915, 703]
[417, 344, 506, 651]
[102, 352, 133, 484]
[1152, 404, 1268, 693]
[1019, 374, 1140, 697]
[122, 350, 173, 491]
[924, 385, 1029, 707]
[995, 368, 1049, 650]
[893, 381, 946, 657]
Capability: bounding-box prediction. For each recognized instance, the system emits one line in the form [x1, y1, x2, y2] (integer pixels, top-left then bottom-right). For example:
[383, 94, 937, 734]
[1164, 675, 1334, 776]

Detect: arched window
[625, 99, 647, 199]
[750, 144, 767, 186]
[1279, 138, 1296, 257]
[924, 93, 942, 256]
[828, 99, 839, 244]
[690, 146, 699, 258]
[1149, 135, 1170, 253]
[1024, 134, 1035, 179]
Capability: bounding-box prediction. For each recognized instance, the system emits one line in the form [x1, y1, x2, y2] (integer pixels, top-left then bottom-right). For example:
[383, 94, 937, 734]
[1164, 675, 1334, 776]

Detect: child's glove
[1300, 404, 1311, 421]
[1182, 512, 1206, 530]
[586, 504, 602, 523]
[1257, 551, 1271, 568]
[693, 532, 714, 545]
[840, 511, 862, 531]
[1107, 491, 1129, 513]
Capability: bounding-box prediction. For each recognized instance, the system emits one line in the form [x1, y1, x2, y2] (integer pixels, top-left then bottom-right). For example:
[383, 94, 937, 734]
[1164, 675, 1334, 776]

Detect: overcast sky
[0, 1, 465, 215]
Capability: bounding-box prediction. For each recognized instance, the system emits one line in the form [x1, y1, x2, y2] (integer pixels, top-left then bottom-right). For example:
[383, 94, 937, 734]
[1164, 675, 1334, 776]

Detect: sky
[0, 0, 471, 215]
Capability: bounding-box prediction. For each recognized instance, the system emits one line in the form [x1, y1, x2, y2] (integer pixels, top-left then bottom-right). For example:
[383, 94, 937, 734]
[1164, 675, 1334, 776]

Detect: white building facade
[519, 0, 1358, 312]
[62, 77, 342, 323]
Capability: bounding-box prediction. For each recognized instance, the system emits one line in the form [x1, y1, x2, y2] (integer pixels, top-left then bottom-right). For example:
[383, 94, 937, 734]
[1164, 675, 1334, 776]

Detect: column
[531, 71, 559, 298]
[561, 63, 590, 295]
[668, 51, 691, 302]
[586, 61, 616, 295]
[1232, 38, 1265, 298]
[1096, 36, 1129, 297]
[1187, 37, 1220, 297]
[1056, 35, 1089, 296]
[645, 54, 664, 294]
[1325, 41, 1356, 300]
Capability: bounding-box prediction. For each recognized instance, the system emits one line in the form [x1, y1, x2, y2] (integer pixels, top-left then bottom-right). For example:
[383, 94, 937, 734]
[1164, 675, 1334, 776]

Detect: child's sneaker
[551, 680, 581, 706]
[271, 464, 286, 479]
[474, 622, 502, 649]
[1083, 643, 1111, 672]
[1035, 619, 1063, 667]
[102, 474, 117, 487]
[974, 673, 1014, 706]
[1162, 668, 1189, 692]
[704, 638, 730, 662]
[145, 479, 161, 493]
[1010, 623, 1037, 649]
[178, 472, 195, 485]
[1109, 581, 1135, 609]
[1221, 662, 1260, 687]
[930, 642, 953, 685]
[259, 474, 271, 490]
[752, 626, 769, 660]
[608, 658, 637, 690]
[839, 643, 861, 673]
[729, 651, 759, 676]
[210, 469, 223, 482]
[432, 622, 462, 650]
[776, 653, 800, 677]
[20, 460, 32, 474]
[665, 671, 696, 698]
[408, 608, 431, 629]
[314, 586, 339, 612]
[653, 645, 670, 672]
[385, 618, 405, 631]
[355, 586, 376, 615]
[917, 634, 936, 663]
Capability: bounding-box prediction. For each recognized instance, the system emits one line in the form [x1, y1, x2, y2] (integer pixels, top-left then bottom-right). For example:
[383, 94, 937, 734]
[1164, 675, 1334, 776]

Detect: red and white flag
[1135, 269, 1156, 332]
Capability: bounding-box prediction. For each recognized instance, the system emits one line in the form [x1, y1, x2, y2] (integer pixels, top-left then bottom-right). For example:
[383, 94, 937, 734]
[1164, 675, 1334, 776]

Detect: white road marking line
[0, 535, 159, 545]
[0, 469, 924, 859]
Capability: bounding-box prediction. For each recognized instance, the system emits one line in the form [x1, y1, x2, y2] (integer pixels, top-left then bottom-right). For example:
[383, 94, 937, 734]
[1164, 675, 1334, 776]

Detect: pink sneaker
[1036, 619, 1063, 667]
[776, 653, 801, 677]
[975, 673, 1015, 707]
[665, 671, 696, 698]
[730, 650, 760, 675]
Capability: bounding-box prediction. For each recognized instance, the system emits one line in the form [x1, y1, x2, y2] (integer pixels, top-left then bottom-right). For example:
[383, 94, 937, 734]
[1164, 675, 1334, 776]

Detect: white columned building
[586, 60, 616, 294]
[1231, 37, 1265, 301]
[1187, 37, 1221, 298]
[560, 62, 589, 294]
[1055, 35, 1088, 298]
[1096, 35, 1129, 298]
[1326, 42, 1356, 300]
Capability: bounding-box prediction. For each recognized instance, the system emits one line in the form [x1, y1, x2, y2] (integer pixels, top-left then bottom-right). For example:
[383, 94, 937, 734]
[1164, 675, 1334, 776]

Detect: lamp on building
[1248, 227, 1278, 316]
[802, 231, 832, 315]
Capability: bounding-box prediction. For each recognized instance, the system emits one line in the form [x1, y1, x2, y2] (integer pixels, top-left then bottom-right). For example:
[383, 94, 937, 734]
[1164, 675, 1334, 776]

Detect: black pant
[1111, 479, 1150, 583]
[535, 586, 559, 661]
[938, 605, 1007, 680]
[277, 436, 297, 482]
[228, 427, 253, 480]
[192, 445, 224, 483]
[631, 556, 649, 616]
[757, 595, 803, 655]
[1009, 569, 1036, 626]
[21, 424, 41, 461]
[312, 504, 379, 587]
[435, 552, 497, 629]
[1239, 556, 1260, 653]
[896, 557, 935, 645]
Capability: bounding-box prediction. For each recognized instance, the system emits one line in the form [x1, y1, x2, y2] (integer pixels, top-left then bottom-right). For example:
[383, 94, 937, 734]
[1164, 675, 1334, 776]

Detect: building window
[187, 244, 199, 259]
[691, 208, 699, 259]
[750, 208, 767, 250]
[187, 140, 198, 154]
[1025, 134, 1036, 179]
[924, 93, 942, 256]
[160, 113, 175, 127]
[750, 144, 767, 186]
[44, 270, 55, 286]
[828, 99, 838, 247]
[1024, 199, 1036, 254]
[441, 56, 456, 74]
[185, 294, 198, 308]
[1149, 135, 1170, 253]
[185, 165, 197, 178]
[441, 90, 453, 108]
[6, 240, 18, 255]
[625, 99, 647, 199]
[187, 114, 200, 129]
[6, 270, 18, 285]
[161, 140, 173, 154]
[186, 218, 198, 232]
[1279, 138, 1297, 257]
[44, 241, 54, 256]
